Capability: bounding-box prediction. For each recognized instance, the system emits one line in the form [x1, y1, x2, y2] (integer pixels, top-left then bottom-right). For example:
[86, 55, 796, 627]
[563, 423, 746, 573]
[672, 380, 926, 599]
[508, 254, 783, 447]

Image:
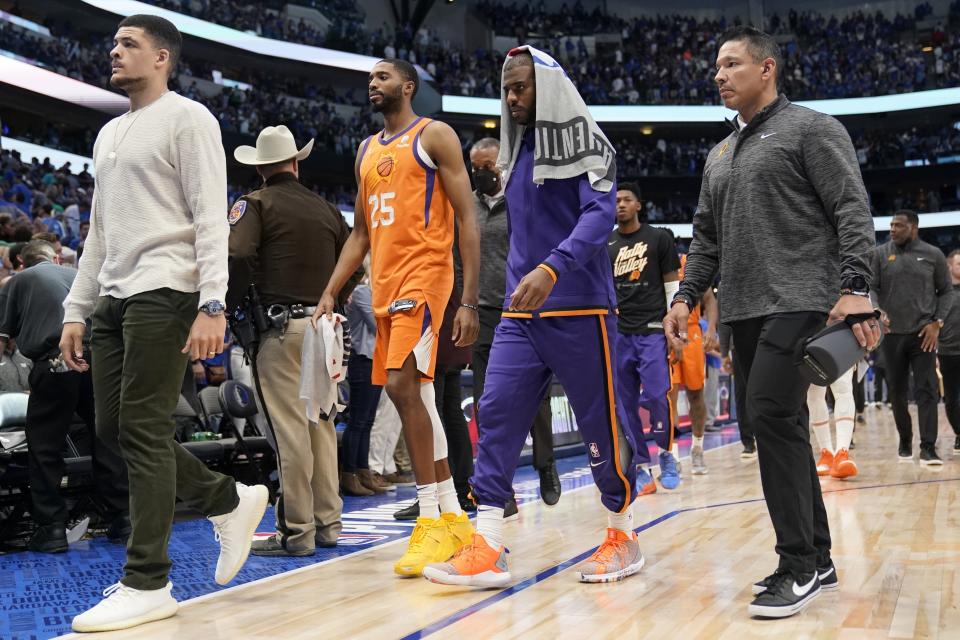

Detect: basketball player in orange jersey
[668, 253, 719, 476]
[313, 58, 481, 577]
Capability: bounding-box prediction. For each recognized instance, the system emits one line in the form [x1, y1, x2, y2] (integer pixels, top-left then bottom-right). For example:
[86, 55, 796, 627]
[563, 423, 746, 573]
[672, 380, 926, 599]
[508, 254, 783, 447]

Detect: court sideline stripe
[400, 475, 960, 640]
[54, 439, 743, 639]
[177, 439, 743, 607]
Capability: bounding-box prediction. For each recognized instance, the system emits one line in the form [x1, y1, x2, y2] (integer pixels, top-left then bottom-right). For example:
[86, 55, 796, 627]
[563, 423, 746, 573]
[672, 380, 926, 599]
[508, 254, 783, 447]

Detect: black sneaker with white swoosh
[752, 560, 838, 595]
[748, 570, 821, 618]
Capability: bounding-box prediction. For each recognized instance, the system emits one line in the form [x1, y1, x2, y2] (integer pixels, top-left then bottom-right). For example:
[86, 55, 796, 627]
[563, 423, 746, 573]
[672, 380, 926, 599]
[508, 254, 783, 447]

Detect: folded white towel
[299, 314, 347, 422]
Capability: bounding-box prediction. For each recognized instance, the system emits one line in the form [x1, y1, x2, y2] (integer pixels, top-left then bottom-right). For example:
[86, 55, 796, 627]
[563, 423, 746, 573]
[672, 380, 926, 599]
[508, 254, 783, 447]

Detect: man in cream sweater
[59, 15, 268, 633]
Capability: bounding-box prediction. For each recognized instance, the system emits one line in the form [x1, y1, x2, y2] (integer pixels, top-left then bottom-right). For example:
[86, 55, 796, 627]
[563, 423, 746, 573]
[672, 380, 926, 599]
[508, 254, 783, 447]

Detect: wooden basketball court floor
[59, 405, 960, 640]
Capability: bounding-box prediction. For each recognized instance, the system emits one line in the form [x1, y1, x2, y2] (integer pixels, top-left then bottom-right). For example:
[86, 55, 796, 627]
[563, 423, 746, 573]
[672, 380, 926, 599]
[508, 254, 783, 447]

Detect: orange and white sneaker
[422, 533, 511, 588]
[576, 528, 645, 583]
[830, 448, 858, 479]
[815, 449, 834, 476]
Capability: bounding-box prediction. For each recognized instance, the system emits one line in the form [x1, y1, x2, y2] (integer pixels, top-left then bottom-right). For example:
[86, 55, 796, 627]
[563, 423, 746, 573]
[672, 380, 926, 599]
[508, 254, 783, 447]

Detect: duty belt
[264, 303, 318, 333]
[266, 303, 316, 319]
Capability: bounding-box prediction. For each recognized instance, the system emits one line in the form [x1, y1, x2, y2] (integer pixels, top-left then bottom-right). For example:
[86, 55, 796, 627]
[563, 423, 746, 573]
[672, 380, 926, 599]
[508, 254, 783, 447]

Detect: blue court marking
[0, 429, 741, 639]
[400, 475, 960, 640]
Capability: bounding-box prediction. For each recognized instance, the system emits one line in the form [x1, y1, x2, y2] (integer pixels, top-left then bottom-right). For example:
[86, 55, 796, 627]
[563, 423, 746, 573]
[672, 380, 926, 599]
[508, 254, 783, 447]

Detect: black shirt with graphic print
[607, 224, 680, 334]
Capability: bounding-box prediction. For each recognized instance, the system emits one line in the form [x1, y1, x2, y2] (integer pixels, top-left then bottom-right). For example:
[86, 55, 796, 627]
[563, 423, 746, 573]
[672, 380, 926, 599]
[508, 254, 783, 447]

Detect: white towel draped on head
[497, 45, 616, 192]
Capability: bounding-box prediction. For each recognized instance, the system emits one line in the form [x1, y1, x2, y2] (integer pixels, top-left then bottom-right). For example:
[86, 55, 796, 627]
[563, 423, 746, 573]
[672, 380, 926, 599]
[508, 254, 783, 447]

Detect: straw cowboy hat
[234, 125, 314, 165]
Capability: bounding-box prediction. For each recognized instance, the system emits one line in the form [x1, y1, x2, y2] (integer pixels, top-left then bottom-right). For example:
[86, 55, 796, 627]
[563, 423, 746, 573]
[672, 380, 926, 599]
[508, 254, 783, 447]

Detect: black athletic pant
[730, 312, 831, 576]
[852, 372, 865, 414]
[26, 361, 129, 525]
[938, 354, 960, 436]
[873, 365, 887, 403]
[883, 333, 939, 449]
[433, 364, 474, 499]
[731, 356, 754, 447]
[473, 305, 554, 471]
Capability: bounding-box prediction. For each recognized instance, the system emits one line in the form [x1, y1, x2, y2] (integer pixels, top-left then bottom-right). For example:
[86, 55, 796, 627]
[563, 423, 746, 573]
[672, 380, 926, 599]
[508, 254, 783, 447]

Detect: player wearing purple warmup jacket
[423, 46, 644, 590]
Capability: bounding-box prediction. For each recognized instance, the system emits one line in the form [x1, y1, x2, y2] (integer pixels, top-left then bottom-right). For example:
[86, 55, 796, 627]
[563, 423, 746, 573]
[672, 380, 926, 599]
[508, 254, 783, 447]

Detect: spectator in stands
[0, 240, 129, 553]
[3, 242, 26, 284]
[0, 336, 31, 393]
[32, 231, 75, 266]
[70, 220, 90, 251]
[0, 213, 15, 242]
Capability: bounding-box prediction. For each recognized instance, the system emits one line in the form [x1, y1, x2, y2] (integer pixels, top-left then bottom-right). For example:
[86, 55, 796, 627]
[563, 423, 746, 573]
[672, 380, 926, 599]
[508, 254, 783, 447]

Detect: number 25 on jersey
[369, 192, 396, 229]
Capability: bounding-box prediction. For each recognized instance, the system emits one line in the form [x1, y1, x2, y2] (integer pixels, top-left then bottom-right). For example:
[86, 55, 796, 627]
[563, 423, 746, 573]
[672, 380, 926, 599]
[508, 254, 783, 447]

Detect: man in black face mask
[468, 137, 560, 513]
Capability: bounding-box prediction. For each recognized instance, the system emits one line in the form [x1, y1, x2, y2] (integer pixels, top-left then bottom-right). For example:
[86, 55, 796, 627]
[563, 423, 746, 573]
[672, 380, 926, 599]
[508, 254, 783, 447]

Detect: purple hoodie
[502, 129, 618, 314]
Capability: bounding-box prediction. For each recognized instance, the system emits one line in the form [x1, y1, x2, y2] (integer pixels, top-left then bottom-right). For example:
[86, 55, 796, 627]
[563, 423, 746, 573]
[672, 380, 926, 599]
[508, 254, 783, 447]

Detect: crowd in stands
[132, 0, 960, 104]
[853, 124, 960, 169]
[612, 123, 960, 179]
[0, 147, 357, 262]
[0, 149, 93, 260]
[4, 140, 958, 251]
[446, 3, 960, 103]
[0, 18, 379, 162]
[4, 1, 960, 175]
[4, 1, 960, 224]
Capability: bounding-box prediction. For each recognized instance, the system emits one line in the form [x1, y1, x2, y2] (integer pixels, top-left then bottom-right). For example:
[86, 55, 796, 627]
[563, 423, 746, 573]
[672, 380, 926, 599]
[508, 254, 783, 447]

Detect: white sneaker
[209, 482, 269, 585]
[71, 582, 178, 632]
[691, 445, 708, 475]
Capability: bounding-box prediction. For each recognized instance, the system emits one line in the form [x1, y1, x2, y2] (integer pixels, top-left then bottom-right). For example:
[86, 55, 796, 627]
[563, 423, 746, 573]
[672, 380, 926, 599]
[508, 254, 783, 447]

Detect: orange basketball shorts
[670, 324, 706, 391]
[371, 301, 439, 386]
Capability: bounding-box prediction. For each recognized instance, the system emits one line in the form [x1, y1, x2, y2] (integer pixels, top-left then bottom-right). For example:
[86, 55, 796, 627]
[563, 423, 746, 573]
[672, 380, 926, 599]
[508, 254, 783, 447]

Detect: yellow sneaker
[440, 512, 475, 560]
[394, 517, 448, 577]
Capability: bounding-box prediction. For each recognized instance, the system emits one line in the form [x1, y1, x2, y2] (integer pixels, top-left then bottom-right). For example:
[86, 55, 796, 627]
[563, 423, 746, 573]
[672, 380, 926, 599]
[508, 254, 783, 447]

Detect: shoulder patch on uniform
[228, 200, 247, 225]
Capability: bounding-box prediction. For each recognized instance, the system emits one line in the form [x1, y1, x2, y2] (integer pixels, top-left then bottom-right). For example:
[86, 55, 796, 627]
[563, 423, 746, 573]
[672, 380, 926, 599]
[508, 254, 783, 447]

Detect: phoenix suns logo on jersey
[375, 152, 398, 184]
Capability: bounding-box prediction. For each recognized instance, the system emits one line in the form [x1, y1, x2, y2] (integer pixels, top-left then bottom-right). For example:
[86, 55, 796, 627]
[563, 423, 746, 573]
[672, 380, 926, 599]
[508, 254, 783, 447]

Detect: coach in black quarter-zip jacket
[664, 26, 881, 620]
[870, 211, 952, 465]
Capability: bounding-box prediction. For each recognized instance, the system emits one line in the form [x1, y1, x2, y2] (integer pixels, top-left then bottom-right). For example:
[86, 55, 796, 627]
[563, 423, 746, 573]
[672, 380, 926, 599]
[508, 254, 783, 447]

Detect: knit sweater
[63, 91, 228, 323]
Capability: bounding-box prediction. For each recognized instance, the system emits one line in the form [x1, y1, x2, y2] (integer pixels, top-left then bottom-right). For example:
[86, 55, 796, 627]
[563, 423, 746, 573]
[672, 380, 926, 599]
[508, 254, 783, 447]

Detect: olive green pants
[91, 289, 238, 590]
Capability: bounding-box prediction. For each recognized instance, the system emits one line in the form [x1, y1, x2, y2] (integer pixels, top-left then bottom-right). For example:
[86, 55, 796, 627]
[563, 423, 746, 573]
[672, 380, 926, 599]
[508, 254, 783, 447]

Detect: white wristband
[664, 280, 680, 310]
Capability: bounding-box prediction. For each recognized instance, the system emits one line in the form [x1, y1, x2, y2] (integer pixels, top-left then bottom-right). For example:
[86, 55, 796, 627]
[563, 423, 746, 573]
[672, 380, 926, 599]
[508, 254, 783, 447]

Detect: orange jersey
[679, 254, 702, 327]
[358, 117, 454, 323]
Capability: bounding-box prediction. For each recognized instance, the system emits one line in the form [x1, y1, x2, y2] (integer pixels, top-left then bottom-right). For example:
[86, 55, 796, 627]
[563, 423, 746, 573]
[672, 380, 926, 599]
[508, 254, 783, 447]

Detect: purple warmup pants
[616, 332, 674, 466]
[470, 313, 637, 514]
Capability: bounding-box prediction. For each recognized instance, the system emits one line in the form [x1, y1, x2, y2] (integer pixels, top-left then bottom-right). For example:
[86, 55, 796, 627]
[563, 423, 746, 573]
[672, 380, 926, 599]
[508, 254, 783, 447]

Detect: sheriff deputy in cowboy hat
[227, 124, 363, 557]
